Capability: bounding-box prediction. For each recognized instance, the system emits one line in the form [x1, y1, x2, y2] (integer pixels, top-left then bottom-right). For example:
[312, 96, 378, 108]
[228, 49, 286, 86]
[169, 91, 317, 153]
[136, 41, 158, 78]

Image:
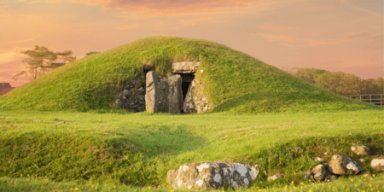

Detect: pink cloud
[258, 24, 296, 32]
[0, 61, 29, 87]
[75, 0, 252, 14]
[256, 31, 357, 47]
[0, 49, 25, 64]
[255, 24, 369, 47]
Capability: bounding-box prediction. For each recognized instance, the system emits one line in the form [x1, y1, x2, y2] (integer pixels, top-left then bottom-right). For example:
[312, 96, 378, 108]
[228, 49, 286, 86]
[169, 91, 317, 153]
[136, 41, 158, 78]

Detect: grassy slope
[0, 110, 383, 190]
[0, 37, 372, 112]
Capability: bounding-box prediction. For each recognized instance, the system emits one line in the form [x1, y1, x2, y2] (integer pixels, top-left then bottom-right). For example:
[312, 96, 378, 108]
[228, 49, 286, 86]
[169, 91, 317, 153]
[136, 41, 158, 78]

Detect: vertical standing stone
[168, 75, 183, 114]
[145, 71, 158, 113]
[157, 78, 169, 112]
[192, 76, 211, 113]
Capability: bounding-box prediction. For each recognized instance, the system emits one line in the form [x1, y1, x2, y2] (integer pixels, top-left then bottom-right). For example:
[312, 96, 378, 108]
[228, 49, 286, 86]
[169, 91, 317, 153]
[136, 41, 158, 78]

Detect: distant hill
[0, 83, 13, 95]
[0, 37, 373, 112]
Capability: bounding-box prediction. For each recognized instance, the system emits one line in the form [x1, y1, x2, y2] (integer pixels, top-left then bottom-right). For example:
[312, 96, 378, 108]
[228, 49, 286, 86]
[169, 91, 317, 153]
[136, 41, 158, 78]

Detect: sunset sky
[0, 0, 382, 87]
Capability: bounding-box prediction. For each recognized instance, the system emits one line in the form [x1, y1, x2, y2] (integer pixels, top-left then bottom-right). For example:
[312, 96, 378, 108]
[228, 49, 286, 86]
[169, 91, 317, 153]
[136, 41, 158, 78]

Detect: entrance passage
[180, 74, 195, 114]
[181, 74, 195, 101]
[138, 61, 210, 114]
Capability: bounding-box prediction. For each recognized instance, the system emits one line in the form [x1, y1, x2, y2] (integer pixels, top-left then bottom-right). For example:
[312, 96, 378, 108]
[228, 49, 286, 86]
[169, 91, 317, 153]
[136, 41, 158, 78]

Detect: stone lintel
[172, 61, 200, 74]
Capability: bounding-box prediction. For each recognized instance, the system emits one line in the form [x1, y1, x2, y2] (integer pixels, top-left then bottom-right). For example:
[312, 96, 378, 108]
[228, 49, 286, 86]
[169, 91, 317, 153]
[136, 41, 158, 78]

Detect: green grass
[0, 37, 374, 112]
[0, 177, 161, 192]
[1, 174, 384, 192]
[0, 37, 382, 191]
[0, 109, 383, 190]
[254, 174, 384, 192]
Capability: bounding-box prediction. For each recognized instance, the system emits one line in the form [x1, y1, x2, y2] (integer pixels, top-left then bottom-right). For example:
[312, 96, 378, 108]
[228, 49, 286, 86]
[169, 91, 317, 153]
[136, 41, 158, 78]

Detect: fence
[350, 94, 384, 107]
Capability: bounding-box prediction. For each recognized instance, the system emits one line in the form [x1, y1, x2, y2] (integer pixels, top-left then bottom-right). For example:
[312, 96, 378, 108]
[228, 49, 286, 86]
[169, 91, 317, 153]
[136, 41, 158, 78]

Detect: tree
[315, 72, 361, 95]
[56, 50, 76, 63]
[361, 78, 384, 95]
[13, 46, 76, 80]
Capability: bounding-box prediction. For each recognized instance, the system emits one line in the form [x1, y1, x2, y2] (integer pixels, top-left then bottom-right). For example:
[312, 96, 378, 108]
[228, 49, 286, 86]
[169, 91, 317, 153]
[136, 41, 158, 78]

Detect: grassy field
[0, 109, 383, 191]
[0, 37, 382, 191]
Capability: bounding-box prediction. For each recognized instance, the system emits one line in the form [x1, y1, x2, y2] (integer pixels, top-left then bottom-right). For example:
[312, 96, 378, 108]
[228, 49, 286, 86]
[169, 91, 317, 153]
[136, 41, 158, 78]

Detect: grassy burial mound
[0, 37, 372, 113]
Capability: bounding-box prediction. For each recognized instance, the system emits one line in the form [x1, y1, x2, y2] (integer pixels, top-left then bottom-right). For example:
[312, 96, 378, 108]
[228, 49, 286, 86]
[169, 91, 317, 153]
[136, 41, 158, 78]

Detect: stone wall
[115, 75, 146, 112]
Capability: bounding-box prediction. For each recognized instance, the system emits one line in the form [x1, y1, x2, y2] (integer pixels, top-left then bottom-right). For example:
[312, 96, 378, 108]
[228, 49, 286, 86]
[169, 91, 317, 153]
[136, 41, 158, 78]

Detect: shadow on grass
[118, 125, 206, 158]
[213, 91, 373, 113]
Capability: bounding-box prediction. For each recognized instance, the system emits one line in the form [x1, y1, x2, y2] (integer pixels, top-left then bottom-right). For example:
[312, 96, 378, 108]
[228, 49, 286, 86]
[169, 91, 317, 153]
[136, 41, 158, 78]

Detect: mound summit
[0, 37, 370, 112]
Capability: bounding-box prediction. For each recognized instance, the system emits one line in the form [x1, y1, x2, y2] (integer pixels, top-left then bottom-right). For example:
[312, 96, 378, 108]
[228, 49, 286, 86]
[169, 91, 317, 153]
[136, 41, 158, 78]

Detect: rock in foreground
[328, 154, 362, 175]
[167, 162, 260, 190]
[308, 164, 330, 182]
[371, 157, 384, 172]
[351, 145, 370, 156]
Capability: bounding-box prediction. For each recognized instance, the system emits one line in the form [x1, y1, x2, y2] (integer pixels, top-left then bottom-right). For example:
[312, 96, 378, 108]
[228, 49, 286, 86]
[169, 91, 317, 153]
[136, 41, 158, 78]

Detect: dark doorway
[180, 74, 194, 100]
[182, 82, 190, 99]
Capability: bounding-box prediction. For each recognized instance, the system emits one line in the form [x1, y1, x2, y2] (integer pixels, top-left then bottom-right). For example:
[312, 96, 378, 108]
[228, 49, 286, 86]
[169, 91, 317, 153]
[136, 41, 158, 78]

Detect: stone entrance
[116, 61, 211, 114]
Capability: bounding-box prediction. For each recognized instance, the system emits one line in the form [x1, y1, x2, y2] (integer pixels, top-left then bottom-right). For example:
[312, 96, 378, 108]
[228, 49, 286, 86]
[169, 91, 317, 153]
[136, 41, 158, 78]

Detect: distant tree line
[295, 68, 383, 96]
